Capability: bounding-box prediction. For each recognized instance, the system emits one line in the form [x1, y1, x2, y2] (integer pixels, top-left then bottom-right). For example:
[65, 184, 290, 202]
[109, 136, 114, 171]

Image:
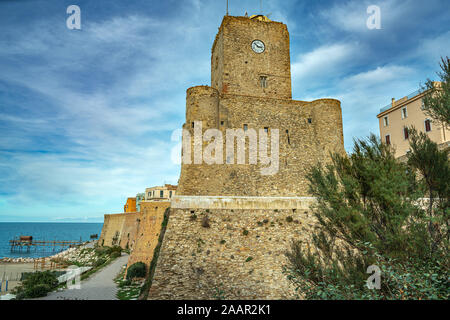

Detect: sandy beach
[0, 241, 95, 296]
[0, 262, 36, 295]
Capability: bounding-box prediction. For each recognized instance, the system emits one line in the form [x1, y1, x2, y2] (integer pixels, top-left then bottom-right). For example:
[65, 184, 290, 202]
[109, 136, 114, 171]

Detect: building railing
[379, 88, 423, 113]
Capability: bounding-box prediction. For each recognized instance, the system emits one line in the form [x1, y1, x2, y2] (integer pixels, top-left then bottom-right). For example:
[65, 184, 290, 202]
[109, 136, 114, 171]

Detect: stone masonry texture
[148, 208, 317, 299]
[98, 15, 346, 300]
[147, 15, 346, 299]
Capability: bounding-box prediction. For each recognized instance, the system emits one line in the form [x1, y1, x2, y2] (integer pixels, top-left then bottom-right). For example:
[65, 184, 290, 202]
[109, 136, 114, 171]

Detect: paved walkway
[38, 253, 129, 300]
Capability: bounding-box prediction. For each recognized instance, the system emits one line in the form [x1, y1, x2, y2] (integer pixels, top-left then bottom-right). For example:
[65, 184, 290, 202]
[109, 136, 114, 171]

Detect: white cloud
[0, 12, 210, 217]
[341, 65, 414, 88]
[292, 43, 356, 78]
[291, 42, 364, 96]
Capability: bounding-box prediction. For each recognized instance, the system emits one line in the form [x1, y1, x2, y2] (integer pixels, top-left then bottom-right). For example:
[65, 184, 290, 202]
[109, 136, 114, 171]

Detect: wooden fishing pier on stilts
[9, 236, 83, 254]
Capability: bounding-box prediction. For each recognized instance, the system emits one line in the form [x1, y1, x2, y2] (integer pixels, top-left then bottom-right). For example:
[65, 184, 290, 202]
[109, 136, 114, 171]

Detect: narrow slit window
[191, 122, 195, 128]
[260, 76, 268, 88]
[243, 124, 248, 131]
[286, 129, 290, 145]
[307, 118, 312, 124]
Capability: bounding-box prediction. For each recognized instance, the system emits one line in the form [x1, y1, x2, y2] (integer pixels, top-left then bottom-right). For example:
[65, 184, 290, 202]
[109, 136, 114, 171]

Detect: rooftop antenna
[226, 0, 229, 16]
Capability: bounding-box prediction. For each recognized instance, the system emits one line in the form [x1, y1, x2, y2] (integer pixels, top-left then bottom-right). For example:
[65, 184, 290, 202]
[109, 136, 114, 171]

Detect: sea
[0, 222, 103, 259]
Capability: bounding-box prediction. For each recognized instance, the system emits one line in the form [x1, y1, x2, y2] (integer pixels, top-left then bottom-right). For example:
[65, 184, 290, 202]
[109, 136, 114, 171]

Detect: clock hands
[252, 41, 265, 53]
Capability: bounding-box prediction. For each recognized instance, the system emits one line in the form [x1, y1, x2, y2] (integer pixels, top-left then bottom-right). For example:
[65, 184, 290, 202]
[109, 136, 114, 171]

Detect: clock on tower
[211, 15, 292, 99]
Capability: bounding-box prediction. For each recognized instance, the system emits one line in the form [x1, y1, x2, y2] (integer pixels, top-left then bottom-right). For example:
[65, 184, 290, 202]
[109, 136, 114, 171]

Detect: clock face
[251, 40, 265, 53]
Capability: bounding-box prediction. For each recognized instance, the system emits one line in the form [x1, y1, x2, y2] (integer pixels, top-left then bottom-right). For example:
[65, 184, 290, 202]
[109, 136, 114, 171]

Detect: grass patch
[114, 267, 142, 300]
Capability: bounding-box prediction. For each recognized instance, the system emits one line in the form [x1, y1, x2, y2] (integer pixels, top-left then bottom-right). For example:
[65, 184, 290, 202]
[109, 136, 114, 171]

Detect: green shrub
[284, 133, 449, 300]
[13, 271, 59, 299]
[110, 251, 121, 259]
[95, 246, 111, 256]
[95, 245, 122, 257]
[119, 279, 132, 288]
[126, 262, 147, 280]
[26, 284, 51, 298]
[94, 257, 107, 267]
[111, 245, 122, 254]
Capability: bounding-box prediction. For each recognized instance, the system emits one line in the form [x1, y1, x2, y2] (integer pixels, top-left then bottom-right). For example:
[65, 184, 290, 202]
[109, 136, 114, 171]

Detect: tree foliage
[126, 262, 147, 280]
[421, 56, 450, 126]
[13, 271, 59, 299]
[285, 134, 449, 300]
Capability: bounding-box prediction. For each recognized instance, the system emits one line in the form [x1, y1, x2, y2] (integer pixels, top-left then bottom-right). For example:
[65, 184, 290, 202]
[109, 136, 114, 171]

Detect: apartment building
[377, 83, 449, 158]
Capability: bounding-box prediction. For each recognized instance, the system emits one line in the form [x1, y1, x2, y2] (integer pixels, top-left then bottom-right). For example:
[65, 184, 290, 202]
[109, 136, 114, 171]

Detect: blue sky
[0, 0, 449, 222]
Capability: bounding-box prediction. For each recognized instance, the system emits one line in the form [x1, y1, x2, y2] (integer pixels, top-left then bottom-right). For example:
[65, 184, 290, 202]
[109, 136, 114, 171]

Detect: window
[425, 119, 432, 132]
[286, 129, 290, 145]
[404, 127, 409, 140]
[385, 135, 391, 145]
[160, 190, 163, 198]
[307, 118, 312, 124]
[383, 116, 389, 127]
[243, 124, 248, 131]
[191, 122, 195, 128]
[148, 192, 151, 198]
[169, 191, 172, 198]
[264, 127, 269, 133]
[401, 107, 407, 119]
[260, 76, 268, 88]
[220, 121, 224, 126]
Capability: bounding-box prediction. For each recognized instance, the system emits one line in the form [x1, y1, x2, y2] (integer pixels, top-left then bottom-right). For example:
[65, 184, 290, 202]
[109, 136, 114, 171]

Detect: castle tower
[177, 15, 345, 197]
[148, 16, 346, 300]
[211, 15, 292, 99]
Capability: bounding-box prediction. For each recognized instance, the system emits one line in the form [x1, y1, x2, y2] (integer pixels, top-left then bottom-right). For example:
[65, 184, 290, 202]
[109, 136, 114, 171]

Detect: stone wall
[99, 201, 171, 278]
[178, 94, 345, 196]
[211, 16, 292, 99]
[98, 212, 139, 249]
[98, 213, 125, 247]
[148, 15, 345, 300]
[178, 16, 345, 197]
[127, 201, 170, 269]
[148, 205, 317, 299]
[119, 212, 141, 250]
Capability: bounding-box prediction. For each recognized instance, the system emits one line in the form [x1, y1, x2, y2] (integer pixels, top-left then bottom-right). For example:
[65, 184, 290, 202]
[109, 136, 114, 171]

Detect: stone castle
[177, 15, 344, 197]
[99, 14, 345, 300]
[147, 15, 345, 299]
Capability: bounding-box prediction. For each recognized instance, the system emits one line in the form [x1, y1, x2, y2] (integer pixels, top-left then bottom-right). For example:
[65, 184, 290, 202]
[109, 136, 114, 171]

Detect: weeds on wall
[138, 207, 171, 300]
